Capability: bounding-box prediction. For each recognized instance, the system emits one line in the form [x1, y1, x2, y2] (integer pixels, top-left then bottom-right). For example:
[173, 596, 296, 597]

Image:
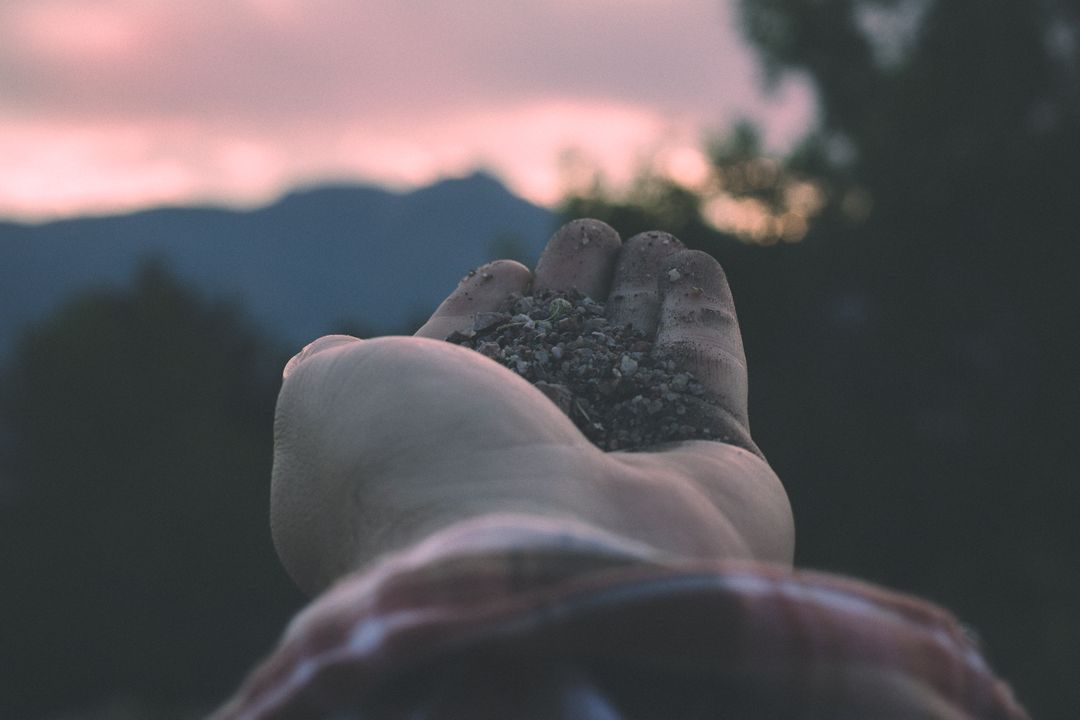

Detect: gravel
[446, 289, 725, 451]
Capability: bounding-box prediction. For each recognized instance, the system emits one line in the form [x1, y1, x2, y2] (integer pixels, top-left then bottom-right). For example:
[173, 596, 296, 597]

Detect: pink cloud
[15, 2, 149, 62]
[0, 0, 816, 220]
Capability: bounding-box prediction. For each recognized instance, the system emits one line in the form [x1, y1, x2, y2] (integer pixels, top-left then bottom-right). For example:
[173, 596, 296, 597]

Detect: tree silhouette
[0, 260, 305, 717]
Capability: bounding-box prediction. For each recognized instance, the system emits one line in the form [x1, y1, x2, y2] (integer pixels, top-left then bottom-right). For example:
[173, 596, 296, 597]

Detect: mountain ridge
[0, 172, 559, 362]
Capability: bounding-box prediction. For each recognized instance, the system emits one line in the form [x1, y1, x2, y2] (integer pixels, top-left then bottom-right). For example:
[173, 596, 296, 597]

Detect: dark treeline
[0, 264, 308, 718]
[567, 1, 1078, 716]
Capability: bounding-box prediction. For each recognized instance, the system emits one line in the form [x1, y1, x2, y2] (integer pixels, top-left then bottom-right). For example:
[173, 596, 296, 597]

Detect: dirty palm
[272, 218, 793, 595]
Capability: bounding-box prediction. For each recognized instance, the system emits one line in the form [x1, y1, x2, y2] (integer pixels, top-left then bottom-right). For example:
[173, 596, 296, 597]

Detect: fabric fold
[213, 514, 1028, 720]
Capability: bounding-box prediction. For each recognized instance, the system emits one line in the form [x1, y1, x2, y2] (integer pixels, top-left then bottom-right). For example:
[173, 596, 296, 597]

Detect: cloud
[0, 0, 816, 219]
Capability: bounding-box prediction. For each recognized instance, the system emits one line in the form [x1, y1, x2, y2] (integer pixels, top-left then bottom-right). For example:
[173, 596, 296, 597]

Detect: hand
[271, 220, 794, 595]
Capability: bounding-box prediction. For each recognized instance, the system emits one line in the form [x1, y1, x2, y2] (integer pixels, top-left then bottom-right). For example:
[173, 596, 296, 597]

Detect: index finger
[415, 260, 532, 340]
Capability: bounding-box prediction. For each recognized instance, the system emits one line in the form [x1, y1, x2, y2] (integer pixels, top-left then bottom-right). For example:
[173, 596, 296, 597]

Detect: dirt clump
[445, 289, 725, 451]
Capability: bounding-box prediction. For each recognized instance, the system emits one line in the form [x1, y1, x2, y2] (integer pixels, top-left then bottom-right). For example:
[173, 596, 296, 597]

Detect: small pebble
[474, 312, 508, 332]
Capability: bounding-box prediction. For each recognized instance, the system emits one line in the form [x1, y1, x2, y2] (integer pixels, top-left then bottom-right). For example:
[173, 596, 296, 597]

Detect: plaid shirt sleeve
[212, 515, 1029, 720]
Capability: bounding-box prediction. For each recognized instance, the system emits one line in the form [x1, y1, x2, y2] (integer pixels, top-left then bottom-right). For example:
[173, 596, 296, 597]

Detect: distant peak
[407, 171, 521, 203]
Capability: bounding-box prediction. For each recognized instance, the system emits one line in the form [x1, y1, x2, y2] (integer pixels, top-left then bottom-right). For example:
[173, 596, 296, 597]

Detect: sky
[0, 0, 816, 222]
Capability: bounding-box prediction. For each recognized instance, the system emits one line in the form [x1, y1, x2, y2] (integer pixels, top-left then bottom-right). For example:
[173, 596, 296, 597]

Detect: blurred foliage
[0, 261, 306, 717]
[564, 1, 1078, 716]
[567, 121, 833, 246]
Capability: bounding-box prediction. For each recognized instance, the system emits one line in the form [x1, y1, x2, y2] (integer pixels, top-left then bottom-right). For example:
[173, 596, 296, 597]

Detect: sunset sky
[0, 0, 816, 222]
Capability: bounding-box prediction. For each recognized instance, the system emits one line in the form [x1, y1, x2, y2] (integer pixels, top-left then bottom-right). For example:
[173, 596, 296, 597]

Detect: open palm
[270, 220, 793, 595]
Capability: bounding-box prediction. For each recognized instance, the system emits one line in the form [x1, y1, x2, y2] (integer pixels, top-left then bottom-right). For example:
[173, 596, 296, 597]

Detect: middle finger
[532, 219, 622, 300]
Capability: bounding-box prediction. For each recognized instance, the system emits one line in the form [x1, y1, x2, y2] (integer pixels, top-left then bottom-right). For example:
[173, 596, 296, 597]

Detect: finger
[532, 219, 621, 301]
[606, 230, 685, 334]
[414, 259, 532, 340]
[655, 250, 759, 455]
[283, 335, 361, 380]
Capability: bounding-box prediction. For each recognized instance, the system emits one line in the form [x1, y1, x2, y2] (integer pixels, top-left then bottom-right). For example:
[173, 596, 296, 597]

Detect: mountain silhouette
[0, 172, 557, 361]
